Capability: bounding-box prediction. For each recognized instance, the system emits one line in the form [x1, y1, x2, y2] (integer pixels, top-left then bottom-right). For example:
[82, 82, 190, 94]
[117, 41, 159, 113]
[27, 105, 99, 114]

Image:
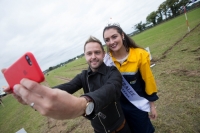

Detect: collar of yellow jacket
[109, 48, 137, 63]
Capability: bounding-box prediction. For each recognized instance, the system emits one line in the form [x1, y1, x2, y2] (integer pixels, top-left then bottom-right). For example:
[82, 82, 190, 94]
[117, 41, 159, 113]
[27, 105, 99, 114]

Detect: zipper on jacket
[87, 75, 91, 92]
[98, 114, 107, 133]
[115, 102, 120, 117]
[93, 114, 98, 119]
[87, 75, 99, 120]
[88, 75, 107, 132]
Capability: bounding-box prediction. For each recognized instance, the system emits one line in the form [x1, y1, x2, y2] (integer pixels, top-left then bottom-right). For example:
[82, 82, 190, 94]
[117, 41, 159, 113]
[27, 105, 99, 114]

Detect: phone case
[3, 52, 45, 90]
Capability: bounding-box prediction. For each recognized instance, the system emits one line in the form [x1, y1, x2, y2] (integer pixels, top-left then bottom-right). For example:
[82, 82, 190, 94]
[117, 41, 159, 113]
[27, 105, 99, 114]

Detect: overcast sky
[0, 0, 165, 87]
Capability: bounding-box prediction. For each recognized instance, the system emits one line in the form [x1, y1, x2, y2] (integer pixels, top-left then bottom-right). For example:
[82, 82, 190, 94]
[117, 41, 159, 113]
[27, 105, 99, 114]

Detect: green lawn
[0, 7, 200, 133]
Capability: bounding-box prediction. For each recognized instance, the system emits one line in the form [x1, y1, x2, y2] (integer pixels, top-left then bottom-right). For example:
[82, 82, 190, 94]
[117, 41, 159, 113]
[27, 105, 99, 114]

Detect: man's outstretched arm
[3, 78, 87, 120]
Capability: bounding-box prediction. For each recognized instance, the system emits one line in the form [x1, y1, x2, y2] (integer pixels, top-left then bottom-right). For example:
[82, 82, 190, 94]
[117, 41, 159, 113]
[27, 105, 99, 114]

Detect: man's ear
[103, 51, 105, 58]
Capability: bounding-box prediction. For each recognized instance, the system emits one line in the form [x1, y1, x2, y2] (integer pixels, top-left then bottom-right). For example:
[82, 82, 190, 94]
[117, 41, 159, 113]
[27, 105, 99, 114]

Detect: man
[2, 36, 131, 133]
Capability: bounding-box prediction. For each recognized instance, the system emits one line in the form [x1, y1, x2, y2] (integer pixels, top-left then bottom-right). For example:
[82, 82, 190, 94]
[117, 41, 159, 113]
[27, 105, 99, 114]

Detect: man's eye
[95, 51, 100, 54]
[87, 53, 92, 56]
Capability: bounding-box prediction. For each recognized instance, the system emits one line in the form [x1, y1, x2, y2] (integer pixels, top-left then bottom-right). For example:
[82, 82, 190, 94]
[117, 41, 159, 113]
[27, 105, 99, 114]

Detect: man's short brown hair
[84, 36, 104, 52]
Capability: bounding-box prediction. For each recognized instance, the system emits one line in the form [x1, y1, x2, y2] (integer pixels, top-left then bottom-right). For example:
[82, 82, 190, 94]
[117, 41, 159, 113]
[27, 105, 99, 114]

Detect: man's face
[84, 42, 105, 72]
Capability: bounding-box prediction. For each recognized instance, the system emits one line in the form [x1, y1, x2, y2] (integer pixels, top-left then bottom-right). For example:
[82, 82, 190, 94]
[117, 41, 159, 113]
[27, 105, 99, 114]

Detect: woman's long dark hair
[103, 24, 142, 52]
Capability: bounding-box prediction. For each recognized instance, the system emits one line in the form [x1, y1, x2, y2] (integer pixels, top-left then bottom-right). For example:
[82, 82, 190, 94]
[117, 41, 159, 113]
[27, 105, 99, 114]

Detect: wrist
[81, 96, 94, 116]
[79, 97, 88, 115]
[150, 106, 156, 109]
[149, 102, 156, 109]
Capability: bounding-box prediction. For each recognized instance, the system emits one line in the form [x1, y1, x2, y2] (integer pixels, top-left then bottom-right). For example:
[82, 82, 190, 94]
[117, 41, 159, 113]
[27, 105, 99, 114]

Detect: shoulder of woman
[130, 48, 148, 56]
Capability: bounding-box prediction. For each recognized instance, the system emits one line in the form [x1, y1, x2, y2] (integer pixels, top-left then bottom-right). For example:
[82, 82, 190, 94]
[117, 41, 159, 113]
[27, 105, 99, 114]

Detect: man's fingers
[13, 84, 31, 103]
[20, 78, 50, 97]
[13, 93, 27, 105]
[1, 68, 7, 73]
[15, 78, 60, 116]
[3, 86, 12, 94]
[13, 83, 44, 107]
[1, 69, 13, 94]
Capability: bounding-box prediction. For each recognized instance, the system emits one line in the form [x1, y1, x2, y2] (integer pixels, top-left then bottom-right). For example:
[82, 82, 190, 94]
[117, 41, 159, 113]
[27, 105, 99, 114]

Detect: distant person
[103, 23, 159, 133]
[2, 36, 131, 133]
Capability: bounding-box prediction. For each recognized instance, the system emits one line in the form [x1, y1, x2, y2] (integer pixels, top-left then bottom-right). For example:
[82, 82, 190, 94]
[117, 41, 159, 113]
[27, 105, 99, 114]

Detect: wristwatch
[82, 96, 94, 116]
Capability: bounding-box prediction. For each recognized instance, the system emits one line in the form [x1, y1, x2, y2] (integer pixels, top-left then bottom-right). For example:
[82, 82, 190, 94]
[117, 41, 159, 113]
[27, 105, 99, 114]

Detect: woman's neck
[111, 46, 129, 60]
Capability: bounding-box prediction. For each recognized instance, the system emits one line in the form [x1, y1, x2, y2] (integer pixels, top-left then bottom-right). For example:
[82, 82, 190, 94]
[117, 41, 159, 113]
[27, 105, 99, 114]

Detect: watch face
[86, 102, 94, 115]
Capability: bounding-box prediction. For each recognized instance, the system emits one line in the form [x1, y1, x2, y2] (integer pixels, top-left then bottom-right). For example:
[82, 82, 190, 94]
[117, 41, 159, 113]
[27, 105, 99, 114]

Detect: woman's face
[103, 28, 124, 52]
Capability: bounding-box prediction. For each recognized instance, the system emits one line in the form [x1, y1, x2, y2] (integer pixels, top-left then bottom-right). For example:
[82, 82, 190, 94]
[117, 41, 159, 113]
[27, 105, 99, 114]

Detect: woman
[103, 23, 158, 133]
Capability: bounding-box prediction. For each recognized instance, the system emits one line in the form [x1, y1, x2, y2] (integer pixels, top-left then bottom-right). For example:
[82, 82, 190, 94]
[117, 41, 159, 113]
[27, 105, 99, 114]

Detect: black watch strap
[82, 96, 93, 102]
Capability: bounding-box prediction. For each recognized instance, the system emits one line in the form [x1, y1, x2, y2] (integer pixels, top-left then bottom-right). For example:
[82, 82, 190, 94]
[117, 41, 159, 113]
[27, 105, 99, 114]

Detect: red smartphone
[3, 52, 45, 91]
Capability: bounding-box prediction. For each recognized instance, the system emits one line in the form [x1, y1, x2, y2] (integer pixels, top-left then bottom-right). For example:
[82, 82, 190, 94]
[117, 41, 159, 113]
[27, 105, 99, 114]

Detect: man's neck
[91, 68, 97, 72]
[90, 67, 99, 72]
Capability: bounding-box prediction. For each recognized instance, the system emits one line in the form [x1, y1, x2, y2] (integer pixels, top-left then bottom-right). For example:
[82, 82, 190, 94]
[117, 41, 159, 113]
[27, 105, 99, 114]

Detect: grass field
[0, 8, 200, 133]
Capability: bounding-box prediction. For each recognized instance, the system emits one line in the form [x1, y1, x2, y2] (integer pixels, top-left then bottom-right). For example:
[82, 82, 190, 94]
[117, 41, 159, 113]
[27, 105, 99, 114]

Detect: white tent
[0, 87, 6, 96]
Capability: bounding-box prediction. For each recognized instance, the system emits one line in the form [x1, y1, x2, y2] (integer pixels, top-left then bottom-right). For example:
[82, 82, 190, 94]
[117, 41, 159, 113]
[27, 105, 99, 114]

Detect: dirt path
[65, 67, 88, 72]
[44, 117, 91, 133]
[153, 22, 200, 63]
[54, 76, 71, 82]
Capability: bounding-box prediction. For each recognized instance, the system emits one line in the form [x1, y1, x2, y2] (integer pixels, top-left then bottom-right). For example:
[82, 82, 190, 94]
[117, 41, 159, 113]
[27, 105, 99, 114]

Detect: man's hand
[1, 69, 13, 94]
[12, 78, 87, 120]
[2, 68, 87, 120]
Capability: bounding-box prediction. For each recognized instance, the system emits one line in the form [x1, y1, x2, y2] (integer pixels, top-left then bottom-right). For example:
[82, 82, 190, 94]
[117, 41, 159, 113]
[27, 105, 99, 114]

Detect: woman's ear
[122, 33, 125, 40]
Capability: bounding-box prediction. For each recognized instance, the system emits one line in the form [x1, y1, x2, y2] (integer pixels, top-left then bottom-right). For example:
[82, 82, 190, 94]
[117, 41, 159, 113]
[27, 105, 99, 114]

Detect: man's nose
[91, 53, 96, 58]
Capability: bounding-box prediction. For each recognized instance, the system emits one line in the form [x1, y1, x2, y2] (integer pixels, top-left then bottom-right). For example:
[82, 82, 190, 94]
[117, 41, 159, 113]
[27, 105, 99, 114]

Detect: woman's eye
[113, 36, 117, 39]
[105, 39, 109, 42]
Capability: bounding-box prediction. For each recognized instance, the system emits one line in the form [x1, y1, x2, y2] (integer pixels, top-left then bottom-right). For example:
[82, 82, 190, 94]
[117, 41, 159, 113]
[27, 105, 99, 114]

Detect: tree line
[134, 0, 199, 33]
[43, 53, 84, 74]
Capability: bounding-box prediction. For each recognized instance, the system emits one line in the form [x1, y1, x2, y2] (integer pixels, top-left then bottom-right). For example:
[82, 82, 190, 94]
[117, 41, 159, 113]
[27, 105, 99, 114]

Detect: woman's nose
[110, 38, 114, 44]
